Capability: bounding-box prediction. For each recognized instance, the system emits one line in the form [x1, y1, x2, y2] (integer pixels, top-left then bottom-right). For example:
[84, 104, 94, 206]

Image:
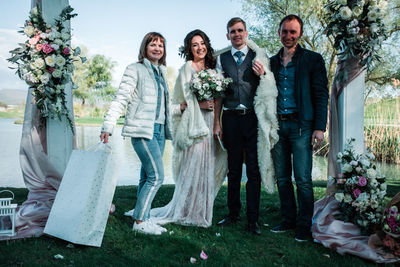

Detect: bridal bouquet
[331, 139, 387, 234]
[325, 0, 388, 67]
[189, 69, 232, 101]
[7, 6, 85, 132]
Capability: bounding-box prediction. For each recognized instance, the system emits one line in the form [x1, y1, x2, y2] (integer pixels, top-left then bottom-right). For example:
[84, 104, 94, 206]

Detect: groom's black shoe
[247, 222, 262, 235]
[217, 215, 240, 226]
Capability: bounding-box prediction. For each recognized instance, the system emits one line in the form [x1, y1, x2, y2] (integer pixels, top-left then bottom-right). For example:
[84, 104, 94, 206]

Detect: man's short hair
[279, 14, 303, 33]
[226, 17, 247, 33]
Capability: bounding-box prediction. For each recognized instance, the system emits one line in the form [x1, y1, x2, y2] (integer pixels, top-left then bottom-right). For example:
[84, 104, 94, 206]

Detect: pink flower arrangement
[353, 188, 362, 198]
[334, 139, 387, 235]
[381, 201, 400, 257]
[358, 176, 367, 187]
[383, 205, 400, 235]
[63, 47, 70, 55]
[36, 43, 43, 51]
[42, 43, 54, 54]
[7, 5, 82, 134]
[29, 35, 40, 45]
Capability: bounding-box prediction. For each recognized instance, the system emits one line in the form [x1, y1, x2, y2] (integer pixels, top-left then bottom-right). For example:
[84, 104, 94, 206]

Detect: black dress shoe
[270, 223, 296, 233]
[247, 222, 262, 235]
[295, 229, 312, 242]
[216, 215, 240, 226]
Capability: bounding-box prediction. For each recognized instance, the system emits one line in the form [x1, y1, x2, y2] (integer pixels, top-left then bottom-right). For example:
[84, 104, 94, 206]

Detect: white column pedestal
[32, 0, 73, 175]
[338, 69, 366, 154]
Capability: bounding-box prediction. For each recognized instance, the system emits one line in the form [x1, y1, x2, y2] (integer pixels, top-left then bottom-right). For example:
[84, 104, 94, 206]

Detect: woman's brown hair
[181, 29, 216, 69]
[138, 32, 167, 66]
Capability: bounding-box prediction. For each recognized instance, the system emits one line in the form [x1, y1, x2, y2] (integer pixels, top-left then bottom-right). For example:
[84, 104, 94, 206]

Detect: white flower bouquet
[189, 69, 232, 101]
[331, 138, 387, 235]
[325, 0, 388, 68]
[8, 6, 85, 132]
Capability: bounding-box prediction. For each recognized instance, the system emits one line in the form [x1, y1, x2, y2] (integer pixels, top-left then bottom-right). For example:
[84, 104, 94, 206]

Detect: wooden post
[32, 0, 74, 175]
[338, 69, 366, 154]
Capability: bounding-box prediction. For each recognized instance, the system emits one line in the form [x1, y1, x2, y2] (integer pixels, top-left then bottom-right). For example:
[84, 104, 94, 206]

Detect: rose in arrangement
[8, 6, 85, 132]
[330, 138, 387, 235]
[189, 69, 232, 101]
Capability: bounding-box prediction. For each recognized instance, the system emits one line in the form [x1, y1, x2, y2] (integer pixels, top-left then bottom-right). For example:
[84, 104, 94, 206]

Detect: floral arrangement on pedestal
[189, 69, 232, 101]
[331, 138, 387, 235]
[7, 6, 85, 132]
[325, 0, 388, 68]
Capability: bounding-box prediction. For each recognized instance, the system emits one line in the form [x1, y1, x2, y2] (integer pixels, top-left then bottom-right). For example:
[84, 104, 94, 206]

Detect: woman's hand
[100, 132, 110, 143]
[198, 100, 214, 111]
[180, 101, 187, 112]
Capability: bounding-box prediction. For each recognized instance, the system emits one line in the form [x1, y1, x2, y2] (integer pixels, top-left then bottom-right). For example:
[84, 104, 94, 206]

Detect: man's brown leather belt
[224, 109, 254, 115]
[277, 112, 298, 120]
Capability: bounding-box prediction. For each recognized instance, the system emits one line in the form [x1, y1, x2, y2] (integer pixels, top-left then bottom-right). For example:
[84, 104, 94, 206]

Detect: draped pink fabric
[315, 58, 399, 263]
[0, 89, 64, 241]
[313, 195, 399, 263]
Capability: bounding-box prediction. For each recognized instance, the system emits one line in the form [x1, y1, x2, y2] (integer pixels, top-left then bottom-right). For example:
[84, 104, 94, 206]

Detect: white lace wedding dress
[150, 109, 216, 228]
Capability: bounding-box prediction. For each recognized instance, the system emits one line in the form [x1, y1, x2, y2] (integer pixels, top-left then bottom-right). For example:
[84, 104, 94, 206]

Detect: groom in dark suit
[214, 17, 266, 235]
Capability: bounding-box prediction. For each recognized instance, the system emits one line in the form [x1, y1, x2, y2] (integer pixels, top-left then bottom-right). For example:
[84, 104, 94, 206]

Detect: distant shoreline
[0, 117, 123, 127]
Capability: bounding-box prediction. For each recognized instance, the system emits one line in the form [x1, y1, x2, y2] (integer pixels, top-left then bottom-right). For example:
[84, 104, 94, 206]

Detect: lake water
[1, 118, 399, 188]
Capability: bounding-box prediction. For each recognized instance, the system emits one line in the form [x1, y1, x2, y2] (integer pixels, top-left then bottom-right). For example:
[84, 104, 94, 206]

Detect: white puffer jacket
[101, 58, 172, 140]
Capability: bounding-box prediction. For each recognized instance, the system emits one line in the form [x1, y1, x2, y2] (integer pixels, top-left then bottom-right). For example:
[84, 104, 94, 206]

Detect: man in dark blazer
[269, 14, 328, 242]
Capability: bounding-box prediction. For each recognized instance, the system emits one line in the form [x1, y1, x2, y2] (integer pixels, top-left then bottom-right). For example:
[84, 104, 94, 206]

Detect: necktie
[234, 51, 244, 66]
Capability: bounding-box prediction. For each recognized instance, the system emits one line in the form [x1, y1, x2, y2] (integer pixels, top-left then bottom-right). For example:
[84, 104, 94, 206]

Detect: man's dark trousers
[222, 111, 261, 224]
[271, 119, 314, 231]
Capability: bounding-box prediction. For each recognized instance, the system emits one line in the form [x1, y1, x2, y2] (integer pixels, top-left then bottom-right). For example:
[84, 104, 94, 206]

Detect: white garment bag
[44, 143, 116, 247]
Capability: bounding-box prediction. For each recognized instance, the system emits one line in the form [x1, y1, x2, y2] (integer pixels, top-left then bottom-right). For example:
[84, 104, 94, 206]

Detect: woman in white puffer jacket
[100, 32, 172, 235]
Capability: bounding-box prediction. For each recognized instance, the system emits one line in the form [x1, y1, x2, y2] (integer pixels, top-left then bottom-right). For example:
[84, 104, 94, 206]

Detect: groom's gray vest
[220, 49, 260, 109]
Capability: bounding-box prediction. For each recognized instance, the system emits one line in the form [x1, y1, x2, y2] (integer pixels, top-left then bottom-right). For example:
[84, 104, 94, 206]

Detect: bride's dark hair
[181, 29, 216, 69]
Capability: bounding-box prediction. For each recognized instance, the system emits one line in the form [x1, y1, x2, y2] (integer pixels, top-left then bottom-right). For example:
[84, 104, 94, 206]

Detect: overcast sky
[0, 0, 243, 91]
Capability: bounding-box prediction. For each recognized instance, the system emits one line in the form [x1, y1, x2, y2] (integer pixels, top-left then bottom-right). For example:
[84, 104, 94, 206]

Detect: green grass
[75, 117, 124, 126]
[1, 184, 398, 266]
[0, 110, 24, 119]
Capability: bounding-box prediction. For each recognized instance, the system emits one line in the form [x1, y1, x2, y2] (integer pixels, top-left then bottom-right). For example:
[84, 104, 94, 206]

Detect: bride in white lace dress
[150, 30, 228, 227]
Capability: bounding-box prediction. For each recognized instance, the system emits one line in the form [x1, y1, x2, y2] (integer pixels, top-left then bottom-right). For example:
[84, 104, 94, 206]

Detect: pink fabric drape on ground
[0, 90, 63, 241]
[313, 195, 398, 263]
[314, 59, 399, 263]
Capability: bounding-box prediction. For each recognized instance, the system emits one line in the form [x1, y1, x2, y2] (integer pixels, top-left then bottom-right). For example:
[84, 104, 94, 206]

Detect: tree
[239, 0, 400, 92]
[86, 55, 116, 103]
[72, 53, 116, 114]
[365, 1, 400, 95]
[166, 66, 177, 90]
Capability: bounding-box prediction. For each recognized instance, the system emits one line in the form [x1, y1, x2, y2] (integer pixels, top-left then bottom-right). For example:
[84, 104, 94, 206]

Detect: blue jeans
[131, 124, 165, 221]
[271, 119, 314, 230]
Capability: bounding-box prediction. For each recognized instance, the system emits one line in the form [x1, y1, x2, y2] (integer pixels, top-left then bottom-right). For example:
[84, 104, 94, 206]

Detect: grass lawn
[0, 110, 24, 119]
[75, 117, 124, 126]
[1, 183, 398, 266]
